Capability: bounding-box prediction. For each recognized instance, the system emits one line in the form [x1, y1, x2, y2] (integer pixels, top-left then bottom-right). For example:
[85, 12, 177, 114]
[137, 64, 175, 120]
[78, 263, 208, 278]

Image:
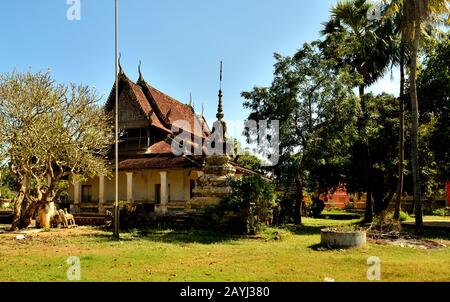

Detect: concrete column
[99, 175, 105, 213]
[160, 171, 168, 205]
[126, 172, 134, 203]
[155, 171, 168, 214]
[73, 180, 81, 213]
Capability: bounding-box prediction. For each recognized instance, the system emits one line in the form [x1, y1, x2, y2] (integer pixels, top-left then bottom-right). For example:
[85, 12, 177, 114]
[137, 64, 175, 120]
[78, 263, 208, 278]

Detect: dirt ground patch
[0, 226, 111, 256]
[0, 225, 106, 239]
[368, 232, 449, 250]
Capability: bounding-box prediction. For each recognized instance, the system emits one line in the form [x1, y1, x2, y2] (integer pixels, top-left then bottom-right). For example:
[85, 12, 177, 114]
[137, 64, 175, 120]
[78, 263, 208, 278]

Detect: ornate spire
[216, 61, 224, 121]
[138, 60, 144, 83]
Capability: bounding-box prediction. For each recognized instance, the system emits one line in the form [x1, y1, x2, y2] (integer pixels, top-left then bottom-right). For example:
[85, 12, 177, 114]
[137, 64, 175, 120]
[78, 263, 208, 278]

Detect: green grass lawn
[0, 216, 449, 282]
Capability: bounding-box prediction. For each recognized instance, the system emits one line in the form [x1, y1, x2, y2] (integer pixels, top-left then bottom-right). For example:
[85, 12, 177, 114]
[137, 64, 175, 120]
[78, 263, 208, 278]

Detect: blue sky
[0, 0, 397, 134]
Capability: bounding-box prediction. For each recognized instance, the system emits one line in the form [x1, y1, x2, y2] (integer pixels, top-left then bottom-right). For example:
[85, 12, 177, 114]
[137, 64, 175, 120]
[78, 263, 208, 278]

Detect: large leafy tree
[0, 71, 113, 230]
[242, 41, 358, 224]
[384, 0, 449, 234]
[364, 94, 400, 214]
[321, 0, 396, 223]
[417, 32, 450, 184]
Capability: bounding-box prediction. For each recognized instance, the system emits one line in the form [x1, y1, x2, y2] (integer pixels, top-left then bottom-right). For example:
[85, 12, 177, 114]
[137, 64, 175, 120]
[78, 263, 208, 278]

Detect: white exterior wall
[68, 169, 200, 206]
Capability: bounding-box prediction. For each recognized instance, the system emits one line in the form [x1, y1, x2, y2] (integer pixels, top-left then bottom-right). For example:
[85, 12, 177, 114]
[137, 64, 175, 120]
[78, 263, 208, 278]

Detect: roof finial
[216, 61, 224, 121]
[201, 103, 205, 131]
[138, 60, 144, 82]
[189, 92, 193, 107]
[118, 52, 124, 75]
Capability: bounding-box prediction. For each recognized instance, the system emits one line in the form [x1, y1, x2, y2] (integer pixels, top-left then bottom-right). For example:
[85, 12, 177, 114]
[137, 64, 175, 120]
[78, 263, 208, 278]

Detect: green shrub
[259, 227, 290, 241]
[0, 186, 16, 200]
[398, 211, 410, 222]
[0, 203, 13, 209]
[213, 175, 278, 234]
[344, 202, 356, 211]
[275, 192, 296, 224]
[423, 207, 435, 215]
[310, 198, 325, 218]
[432, 208, 448, 217]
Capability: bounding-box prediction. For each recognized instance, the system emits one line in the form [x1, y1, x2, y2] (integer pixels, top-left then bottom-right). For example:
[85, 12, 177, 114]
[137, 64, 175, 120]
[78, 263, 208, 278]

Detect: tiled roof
[127, 79, 170, 132]
[145, 140, 173, 155]
[125, 77, 151, 116]
[118, 156, 202, 171]
[141, 82, 209, 139]
[105, 73, 171, 133]
[105, 71, 209, 138]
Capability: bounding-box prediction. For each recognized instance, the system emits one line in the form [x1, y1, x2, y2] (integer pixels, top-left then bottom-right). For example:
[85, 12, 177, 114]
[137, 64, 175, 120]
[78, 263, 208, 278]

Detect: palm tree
[385, 5, 408, 221]
[321, 0, 395, 223]
[393, 39, 407, 221]
[384, 0, 449, 234]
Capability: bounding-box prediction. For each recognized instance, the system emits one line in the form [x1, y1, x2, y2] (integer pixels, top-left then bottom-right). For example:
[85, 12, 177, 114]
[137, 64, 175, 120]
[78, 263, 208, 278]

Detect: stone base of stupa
[185, 154, 236, 213]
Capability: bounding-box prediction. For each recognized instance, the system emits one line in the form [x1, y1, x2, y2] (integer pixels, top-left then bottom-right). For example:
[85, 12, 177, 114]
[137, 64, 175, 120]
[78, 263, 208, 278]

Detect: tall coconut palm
[321, 0, 395, 223]
[384, 0, 449, 234]
[385, 5, 409, 221]
[394, 39, 407, 221]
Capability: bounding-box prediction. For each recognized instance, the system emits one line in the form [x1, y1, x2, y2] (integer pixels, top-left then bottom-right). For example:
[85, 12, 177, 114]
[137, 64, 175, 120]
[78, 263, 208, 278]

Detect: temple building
[67, 63, 248, 215]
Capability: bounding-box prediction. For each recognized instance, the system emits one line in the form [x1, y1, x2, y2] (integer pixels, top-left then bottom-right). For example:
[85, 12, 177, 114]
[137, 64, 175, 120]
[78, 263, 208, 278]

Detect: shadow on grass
[319, 213, 363, 220]
[138, 229, 239, 244]
[80, 227, 240, 245]
[283, 224, 326, 236]
[307, 243, 351, 251]
[401, 227, 450, 241]
[283, 218, 364, 236]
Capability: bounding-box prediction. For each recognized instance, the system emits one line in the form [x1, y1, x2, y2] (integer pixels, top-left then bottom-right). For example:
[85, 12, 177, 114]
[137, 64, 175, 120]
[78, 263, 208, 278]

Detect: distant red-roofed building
[320, 186, 351, 209]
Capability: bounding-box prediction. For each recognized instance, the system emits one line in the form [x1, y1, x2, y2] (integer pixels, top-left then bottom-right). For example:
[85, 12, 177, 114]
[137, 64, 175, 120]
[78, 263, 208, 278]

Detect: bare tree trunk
[360, 85, 373, 223]
[10, 186, 26, 231]
[10, 177, 37, 229]
[410, 24, 424, 235]
[11, 178, 57, 230]
[365, 148, 373, 223]
[394, 46, 406, 220]
[295, 178, 303, 225]
[37, 203, 52, 229]
[19, 199, 37, 229]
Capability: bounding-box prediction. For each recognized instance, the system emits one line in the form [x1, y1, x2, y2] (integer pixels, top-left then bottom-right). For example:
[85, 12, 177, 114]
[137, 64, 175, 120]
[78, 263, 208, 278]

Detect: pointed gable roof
[138, 81, 208, 138]
[105, 72, 170, 133]
[105, 67, 210, 139]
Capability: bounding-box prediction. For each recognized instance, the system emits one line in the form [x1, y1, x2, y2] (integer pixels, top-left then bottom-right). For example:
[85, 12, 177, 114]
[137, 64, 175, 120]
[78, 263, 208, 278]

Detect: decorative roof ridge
[137, 80, 173, 127]
[105, 69, 131, 110]
[104, 70, 156, 125]
[137, 60, 145, 84]
[139, 80, 210, 139]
